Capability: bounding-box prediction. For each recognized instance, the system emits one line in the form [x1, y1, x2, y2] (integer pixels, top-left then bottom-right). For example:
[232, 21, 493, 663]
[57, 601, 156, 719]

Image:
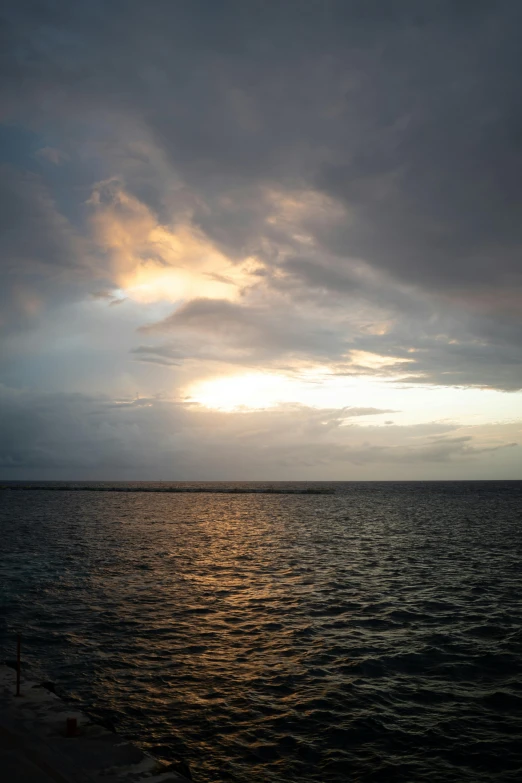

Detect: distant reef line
[0, 485, 335, 495]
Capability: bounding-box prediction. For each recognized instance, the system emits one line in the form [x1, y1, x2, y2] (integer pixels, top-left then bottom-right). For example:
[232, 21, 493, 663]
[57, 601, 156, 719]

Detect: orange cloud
[88, 180, 263, 303]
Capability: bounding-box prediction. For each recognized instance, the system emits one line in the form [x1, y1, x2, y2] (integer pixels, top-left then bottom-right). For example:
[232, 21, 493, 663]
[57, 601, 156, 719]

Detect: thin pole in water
[16, 633, 21, 697]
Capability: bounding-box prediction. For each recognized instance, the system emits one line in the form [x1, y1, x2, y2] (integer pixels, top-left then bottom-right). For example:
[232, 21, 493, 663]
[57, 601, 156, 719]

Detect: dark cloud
[131, 344, 186, 367]
[140, 297, 348, 366]
[0, 166, 74, 272]
[136, 290, 522, 390]
[1, 0, 521, 422]
[0, 165, 98, 333]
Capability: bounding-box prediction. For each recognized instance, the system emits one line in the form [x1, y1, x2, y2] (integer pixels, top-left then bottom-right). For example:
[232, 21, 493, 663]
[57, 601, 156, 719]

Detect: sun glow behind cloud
[186, 369, 522, 428]
[122, 264, 242, 304]
[186, 369, 406, 415]
[83, 180, 522, 439]
[187, 372, 295, 411]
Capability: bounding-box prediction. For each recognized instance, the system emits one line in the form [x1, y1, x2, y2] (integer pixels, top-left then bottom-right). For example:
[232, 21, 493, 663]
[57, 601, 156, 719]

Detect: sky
[0, 0, 521, 480]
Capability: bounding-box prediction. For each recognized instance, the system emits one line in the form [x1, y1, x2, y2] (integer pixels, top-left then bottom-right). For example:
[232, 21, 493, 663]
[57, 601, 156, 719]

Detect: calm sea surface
[1, 481, 522, 782]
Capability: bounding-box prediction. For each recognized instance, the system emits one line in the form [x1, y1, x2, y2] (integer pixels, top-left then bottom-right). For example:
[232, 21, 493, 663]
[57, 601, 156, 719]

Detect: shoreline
[0, 485, 335, 495]
[0, 664, 191, 782]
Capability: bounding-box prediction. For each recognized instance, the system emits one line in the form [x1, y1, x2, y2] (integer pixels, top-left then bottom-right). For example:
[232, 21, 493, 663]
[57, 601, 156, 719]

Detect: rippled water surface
[1, 481, 522, 782]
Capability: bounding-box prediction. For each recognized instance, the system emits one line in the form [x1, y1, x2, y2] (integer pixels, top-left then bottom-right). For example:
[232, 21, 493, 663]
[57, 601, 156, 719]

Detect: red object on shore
[66, 717, 77, 737]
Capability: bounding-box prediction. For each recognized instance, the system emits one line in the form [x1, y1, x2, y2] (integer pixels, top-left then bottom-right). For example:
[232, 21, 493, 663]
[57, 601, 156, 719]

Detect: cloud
[35, 147, 69, 165]
[131, 344, 186, 367]
[1, 0, 522, 481]
[137, 286, 522, 390]
[0, 385, 518, 480]
[88, 178, 262, 303]
[5, 2, 522, 299]
[0, 165, 96, 334]
[141, 296, 346, 361]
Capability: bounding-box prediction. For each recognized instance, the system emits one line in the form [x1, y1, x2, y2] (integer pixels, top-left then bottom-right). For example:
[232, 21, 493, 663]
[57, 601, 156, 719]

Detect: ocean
[1, 481, 521, 782]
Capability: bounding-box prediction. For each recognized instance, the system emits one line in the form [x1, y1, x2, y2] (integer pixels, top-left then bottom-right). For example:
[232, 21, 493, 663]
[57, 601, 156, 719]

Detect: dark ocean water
[1, 481, 522, 782]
